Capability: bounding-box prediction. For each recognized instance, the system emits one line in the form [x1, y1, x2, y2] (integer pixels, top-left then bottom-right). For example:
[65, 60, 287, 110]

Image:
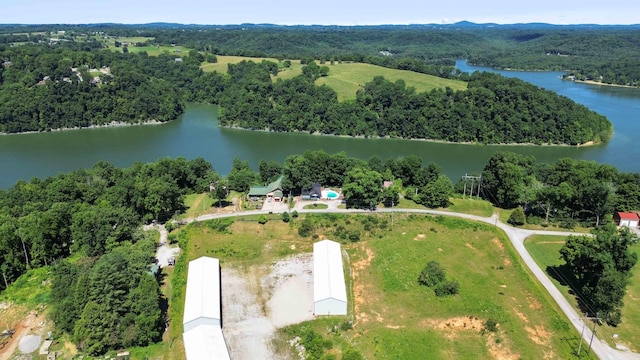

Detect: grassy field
[200, 56, 467, 101]
[448, 198, 495, 217]
[525, 235, 640, 352]
[303, 203, 329, 210]
[171, 213, 595, 359]
[200, 55, 298, 74]
[316, 62, 468, 101]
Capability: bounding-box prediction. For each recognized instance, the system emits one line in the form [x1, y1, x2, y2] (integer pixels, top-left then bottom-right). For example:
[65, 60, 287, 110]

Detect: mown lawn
[170, 213, 594, 359]
[526, 235, 640, 352]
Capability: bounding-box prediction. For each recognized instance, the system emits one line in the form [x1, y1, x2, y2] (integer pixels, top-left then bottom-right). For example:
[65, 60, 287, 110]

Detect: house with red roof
[613, 211, 640, 227]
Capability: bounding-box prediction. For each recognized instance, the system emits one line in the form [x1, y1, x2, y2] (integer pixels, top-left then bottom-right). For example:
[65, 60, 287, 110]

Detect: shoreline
[572, 79, 638, 89]
[221, 125, 602, 147]
[0, 119, 165, 136]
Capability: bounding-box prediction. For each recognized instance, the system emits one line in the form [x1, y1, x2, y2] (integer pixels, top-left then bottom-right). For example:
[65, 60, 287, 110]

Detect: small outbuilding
[313, 239, 348, 315]
[614, 211, 640, 227]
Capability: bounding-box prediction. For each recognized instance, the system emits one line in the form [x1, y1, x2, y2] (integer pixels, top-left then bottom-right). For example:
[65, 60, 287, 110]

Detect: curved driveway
[187, 207, 640, 360]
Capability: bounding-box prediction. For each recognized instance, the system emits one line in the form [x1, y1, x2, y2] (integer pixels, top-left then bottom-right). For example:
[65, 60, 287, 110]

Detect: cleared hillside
[202, 56, 467, 101]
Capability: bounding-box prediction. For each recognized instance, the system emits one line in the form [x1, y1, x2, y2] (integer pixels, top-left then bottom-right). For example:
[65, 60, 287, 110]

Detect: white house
[313, 240, 348, 315]
[182, 256, 230, 360]
[614, 211, 640, 227]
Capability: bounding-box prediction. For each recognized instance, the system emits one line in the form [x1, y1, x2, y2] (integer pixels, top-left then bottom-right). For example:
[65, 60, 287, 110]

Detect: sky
[1, 0, 638, 25]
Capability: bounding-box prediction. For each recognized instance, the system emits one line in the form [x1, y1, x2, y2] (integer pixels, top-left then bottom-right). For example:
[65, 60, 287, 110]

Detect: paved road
[174, 207, 640, 360]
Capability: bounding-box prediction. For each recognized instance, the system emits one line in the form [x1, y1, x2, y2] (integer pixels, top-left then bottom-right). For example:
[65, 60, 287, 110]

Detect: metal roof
[313, 240, 347, 303]
[183, 257, 221, 326]
[617, 211, 640, 221]
[183, 325, 230, 360]
[248, 175, 283, 196]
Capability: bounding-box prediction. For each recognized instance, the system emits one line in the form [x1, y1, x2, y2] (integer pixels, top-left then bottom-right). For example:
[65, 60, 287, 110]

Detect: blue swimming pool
[326, 190, 339, 199]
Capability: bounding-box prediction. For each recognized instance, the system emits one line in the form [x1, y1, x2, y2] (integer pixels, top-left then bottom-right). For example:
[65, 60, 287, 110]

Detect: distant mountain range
[1, 21, 639, 29]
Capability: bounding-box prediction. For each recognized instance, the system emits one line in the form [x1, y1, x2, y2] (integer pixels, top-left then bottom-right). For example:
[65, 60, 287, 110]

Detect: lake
[1, 60, 639, 189]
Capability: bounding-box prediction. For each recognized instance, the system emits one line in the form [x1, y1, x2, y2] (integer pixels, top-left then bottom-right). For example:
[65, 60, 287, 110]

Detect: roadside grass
[497, 208, 591, 233]
[316, 62, 468, 101]
[303, 203, 329, 210]
[395, 197, 427, 209]
[447, 198, 495, 217]
[172, 213, 592, 359]
[525, 235, 640, 352]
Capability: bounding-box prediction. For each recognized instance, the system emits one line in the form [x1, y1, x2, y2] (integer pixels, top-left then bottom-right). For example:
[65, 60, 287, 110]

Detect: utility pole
[577, 313, 587, 356]
[461, 174, 481, 199]
[587, 313, 600, 356]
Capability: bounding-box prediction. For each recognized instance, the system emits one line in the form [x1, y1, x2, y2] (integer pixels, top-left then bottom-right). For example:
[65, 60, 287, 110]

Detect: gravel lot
[222, 253, 314, 359]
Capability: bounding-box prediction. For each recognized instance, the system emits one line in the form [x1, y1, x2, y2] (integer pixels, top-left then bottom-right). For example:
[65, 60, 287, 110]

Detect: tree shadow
[546, 264, 592, 315]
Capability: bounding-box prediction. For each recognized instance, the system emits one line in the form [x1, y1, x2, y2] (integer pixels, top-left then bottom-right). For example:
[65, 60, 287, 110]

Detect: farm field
[315, 62, 468, 101]
[169, 213, 594, 359]
[526, 234, 640, 352]
[201, 56, 467, 101]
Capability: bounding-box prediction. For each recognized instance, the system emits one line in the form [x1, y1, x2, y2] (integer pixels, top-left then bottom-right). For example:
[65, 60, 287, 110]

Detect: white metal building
[182, 256, 230, 360]
[183, 324, 230, 360]
[313, 239, 348, 315]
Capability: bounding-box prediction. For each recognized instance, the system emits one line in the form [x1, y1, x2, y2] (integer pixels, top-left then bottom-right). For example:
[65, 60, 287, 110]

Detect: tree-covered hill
[218, 61, 612, 145]
[0, 43, 190, 133]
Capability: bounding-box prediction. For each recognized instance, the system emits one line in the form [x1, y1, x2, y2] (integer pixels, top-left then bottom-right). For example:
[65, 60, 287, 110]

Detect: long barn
[313, 239, 348, 315]
[182, 256, 230, 360]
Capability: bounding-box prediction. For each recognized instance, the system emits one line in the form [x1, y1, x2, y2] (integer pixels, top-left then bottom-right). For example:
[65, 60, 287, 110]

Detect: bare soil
[0, 306, 49, 360]
[222, 253, 314, 359]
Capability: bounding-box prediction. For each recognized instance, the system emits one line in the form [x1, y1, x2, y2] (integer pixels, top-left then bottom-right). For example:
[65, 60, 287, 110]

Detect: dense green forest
[1, 39, 611, 144]
[3, 23, 637, 85]
[218, 60, 611, 144]
[0, 42, 195, 133]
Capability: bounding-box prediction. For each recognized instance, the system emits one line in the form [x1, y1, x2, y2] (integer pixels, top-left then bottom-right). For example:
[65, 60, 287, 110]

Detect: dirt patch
[524, 325, 557, 359]
[514, 310, 528, 323]
[352, 244, 375, 325]
[0, 309, 48, 360]
[423, 316, 520, 360]
[222, 253, 314, 360]
[526, 293, 542, 310]
[491, 238, 512, 267]
[524, 325, 550, 346]
[425, 316, 484, 332]
[413, 234, 426, 241]
[438, 247, 443, 252]
[465, 242, 476, 250]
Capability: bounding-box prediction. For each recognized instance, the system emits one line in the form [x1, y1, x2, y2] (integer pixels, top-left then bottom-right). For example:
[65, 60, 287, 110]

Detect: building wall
[183, 317, 221, 334]
[314, 297, 347, 316]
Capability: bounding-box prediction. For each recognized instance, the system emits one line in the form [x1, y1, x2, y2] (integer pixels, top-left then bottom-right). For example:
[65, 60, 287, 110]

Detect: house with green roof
[248, 176, 284, 202]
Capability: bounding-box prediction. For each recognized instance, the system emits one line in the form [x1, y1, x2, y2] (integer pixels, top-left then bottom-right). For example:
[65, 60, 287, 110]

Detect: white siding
[313, 240, 348, 315]
[183, 325, 230, 360]
[183, 257, 221, 332]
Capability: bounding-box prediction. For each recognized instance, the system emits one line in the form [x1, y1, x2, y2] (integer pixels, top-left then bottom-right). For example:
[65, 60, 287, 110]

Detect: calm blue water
[456, 60, 640, 170]
[1, 62, 639, 189]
